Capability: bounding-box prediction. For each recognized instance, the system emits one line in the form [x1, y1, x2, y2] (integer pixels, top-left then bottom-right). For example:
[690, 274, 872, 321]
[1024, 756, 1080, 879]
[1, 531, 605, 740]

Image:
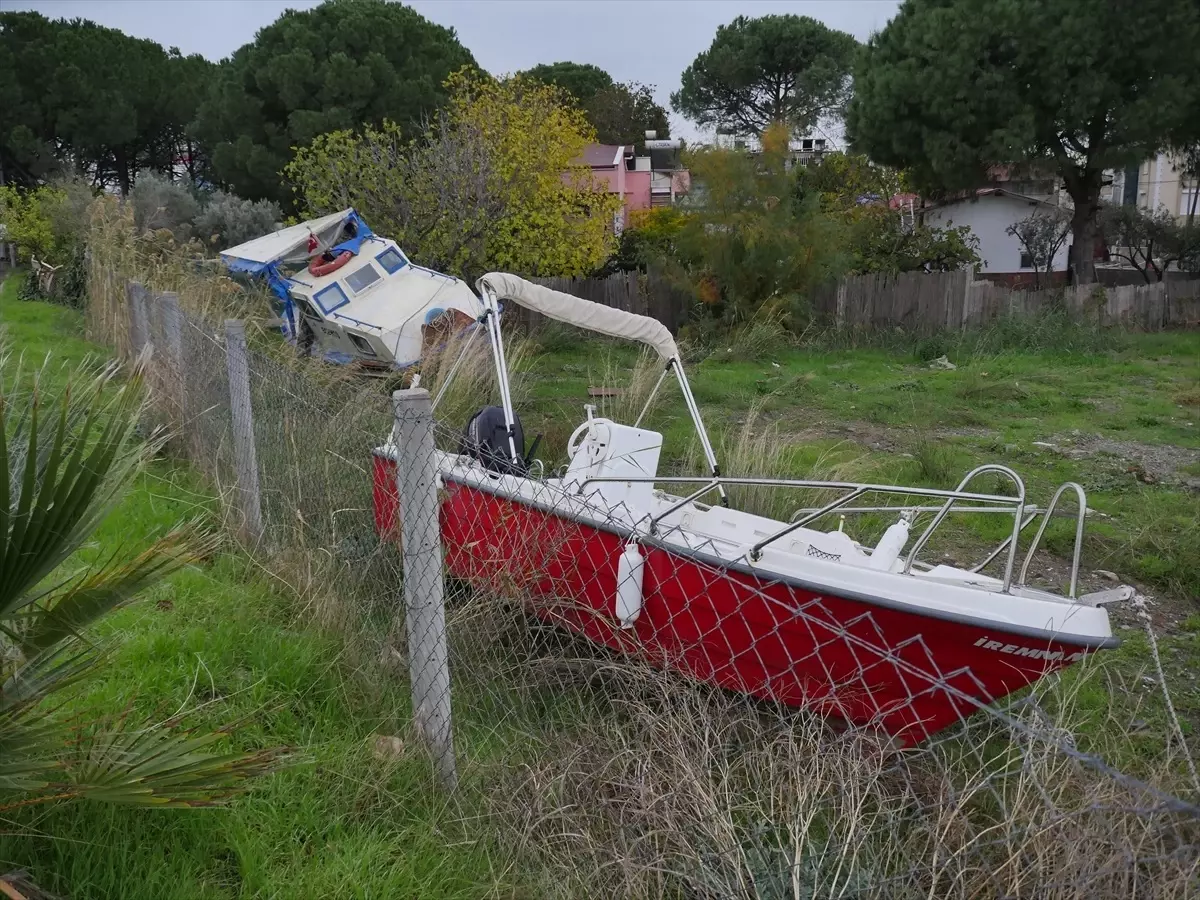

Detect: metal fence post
[127, 280, 149, 360]
[392, 387, 457, 790]
[224, 320, 263, 542]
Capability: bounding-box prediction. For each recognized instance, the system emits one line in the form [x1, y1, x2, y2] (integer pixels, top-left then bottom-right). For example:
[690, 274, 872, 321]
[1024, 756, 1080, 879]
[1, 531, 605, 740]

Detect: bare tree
[1100, 203, 1195, 283]
[1005, 210, 1070, 289]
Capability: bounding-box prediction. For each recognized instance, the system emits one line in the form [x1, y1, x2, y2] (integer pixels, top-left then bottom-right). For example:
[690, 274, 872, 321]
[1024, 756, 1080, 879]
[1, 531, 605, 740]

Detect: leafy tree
[287, 71, 621, 278]
[0, 12, 62, 186]
[1, 355, 285, 810]
[165, 51, 219, 187]
[672, 124, 841, 322]
[585, 82, 670, 147]
[672, 15, 858, 137]
[848, 207, 980, 275]
[1005, 210, 1070, 288]
[848, 0, 1200, 284]
[605, 206, 688, 273]
[0, 11, 201, 194]
[524, 63, 669, 148]
[792, 152, 978, 275]
[195, 0, 474, 205]
[522, 61, 614, 105]
[1100, 204, 1197, 283]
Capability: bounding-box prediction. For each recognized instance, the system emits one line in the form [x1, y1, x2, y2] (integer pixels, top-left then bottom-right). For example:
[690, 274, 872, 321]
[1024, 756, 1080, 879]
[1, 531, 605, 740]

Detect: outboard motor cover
[460, 406, 526, 474]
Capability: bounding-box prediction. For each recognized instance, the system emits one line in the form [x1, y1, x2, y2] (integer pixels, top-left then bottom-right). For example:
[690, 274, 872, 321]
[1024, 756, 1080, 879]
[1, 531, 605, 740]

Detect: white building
[922, 188, 1071, 285]
[1104, 153, 1199, 222]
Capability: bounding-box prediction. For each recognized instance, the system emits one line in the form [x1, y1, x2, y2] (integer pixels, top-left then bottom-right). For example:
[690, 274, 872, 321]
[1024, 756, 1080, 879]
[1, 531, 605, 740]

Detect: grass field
[0, 273, 513, 899]
[491, 315, 1200, 758]
[3, 266, 1198, 895]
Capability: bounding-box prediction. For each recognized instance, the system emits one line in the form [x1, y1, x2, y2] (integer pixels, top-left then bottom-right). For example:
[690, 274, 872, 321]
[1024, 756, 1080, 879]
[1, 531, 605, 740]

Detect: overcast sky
[2, 0, 901, 143]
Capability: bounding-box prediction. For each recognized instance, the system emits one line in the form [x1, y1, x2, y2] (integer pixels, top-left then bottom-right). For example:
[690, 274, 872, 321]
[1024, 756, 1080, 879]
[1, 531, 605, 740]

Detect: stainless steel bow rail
[575, 466, 1089, 597]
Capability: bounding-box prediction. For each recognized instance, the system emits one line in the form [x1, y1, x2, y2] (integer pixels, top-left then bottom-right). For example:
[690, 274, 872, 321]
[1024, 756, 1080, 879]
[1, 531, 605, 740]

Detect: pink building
[574, 141, 690, 233]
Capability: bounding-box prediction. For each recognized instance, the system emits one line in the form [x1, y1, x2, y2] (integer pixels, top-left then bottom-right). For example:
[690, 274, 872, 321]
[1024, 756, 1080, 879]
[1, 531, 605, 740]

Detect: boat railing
[575, 470, 1089, 597]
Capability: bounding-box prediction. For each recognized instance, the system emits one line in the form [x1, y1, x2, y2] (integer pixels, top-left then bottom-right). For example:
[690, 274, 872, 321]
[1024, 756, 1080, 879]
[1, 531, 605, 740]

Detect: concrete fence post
[159, 292, 187, 440]
[127, 280, 150, 360]
[224, 319, 263, 542]
[392, 387, 457, 791]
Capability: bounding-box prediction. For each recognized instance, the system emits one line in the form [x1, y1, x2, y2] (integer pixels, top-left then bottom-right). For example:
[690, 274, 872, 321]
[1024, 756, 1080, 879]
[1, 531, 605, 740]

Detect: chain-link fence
[100, 264, 1200, 898]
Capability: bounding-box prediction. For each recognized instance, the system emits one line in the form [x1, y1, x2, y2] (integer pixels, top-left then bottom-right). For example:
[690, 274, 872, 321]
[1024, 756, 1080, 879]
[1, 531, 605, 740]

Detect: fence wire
[117, 276, 1199, 899]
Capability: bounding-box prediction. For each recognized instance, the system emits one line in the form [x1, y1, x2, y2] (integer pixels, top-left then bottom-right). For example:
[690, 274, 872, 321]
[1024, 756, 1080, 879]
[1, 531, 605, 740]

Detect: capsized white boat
[372, 273, 1126, 742]
[220, 209, 482, 369]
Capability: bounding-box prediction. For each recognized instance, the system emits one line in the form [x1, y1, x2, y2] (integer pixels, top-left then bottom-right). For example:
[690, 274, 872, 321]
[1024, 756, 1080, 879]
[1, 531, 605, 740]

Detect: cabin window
[345, 263, 381, 294]
[314, 283, 350, 314]
[347, 333, 377, 356]
[375, 247, 408, 274]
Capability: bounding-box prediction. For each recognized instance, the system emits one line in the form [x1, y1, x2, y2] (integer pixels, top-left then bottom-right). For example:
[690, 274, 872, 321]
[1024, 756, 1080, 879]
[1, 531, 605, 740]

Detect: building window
[1019, 251, 1035, 269]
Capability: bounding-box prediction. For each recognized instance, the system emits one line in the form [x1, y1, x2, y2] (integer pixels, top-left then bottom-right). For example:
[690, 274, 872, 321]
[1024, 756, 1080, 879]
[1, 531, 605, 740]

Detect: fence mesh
[102, 265, 1200, 898]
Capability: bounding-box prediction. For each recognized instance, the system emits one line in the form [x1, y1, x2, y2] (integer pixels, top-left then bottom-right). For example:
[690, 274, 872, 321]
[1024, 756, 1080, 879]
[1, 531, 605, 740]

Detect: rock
[1095, 569, 1120, 583]
[928, 355, 956, 370]
[371, 734, 406, 762]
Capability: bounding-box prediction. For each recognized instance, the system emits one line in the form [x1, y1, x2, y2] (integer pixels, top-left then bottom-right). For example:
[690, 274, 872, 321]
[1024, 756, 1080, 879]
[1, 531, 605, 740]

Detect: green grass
[0, 271, 514, 898]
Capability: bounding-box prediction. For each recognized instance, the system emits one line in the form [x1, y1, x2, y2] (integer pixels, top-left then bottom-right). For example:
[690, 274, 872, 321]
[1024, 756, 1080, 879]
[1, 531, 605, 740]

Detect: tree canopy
[848, 0, 1200, 283]
[195, 0, 475, 204]
[287, 70, 620, 278]
[671, 14, 858, 137]
[0, 11, 199, 193]
[524, 62, 669, 147]
[522, 61, 614, 105]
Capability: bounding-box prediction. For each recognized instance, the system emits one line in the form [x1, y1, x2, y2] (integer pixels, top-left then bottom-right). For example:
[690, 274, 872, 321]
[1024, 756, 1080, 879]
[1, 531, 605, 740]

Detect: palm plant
[1, 354, 286, 810]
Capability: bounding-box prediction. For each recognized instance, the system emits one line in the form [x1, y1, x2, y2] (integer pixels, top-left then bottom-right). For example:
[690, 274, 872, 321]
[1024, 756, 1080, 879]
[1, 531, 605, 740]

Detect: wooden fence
[525, 271, 693, 334]
[809, 271, 1200, 333]
[524, 270, 1200, 336]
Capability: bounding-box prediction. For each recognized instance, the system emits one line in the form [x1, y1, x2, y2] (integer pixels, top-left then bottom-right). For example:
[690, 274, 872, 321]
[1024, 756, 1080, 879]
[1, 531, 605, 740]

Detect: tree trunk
[1067, 198, 1100, 284]
[1064, 172, 1103, 285]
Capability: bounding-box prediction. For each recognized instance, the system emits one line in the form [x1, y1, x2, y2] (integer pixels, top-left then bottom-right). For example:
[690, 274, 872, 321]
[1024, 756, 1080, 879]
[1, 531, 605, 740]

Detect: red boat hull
[373, 456, 1098, 742]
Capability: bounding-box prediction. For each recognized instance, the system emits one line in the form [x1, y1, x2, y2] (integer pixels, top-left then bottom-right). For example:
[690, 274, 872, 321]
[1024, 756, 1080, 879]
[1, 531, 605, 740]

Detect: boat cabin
[221, 209, 481, 369]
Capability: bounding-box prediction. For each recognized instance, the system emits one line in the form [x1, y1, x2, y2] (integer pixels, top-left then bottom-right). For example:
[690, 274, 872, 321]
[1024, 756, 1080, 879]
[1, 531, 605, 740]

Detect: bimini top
[221, 209, 366, 275]
[477, 272, 680, 362]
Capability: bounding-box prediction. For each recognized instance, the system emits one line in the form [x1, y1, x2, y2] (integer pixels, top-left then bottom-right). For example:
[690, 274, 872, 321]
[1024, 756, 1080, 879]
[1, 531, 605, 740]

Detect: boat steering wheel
[567, 418, 609, 461]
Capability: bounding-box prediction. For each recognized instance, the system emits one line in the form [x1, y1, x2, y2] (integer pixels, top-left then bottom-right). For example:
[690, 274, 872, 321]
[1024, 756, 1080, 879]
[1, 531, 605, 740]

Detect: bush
[130, 171, 199, 239]
[192, 191, 282, 251]
[0, 179, 92, 264]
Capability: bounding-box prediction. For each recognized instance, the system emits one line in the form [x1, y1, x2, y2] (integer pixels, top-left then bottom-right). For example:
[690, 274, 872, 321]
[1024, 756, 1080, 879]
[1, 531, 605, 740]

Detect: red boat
[373, 273, 1122, 743]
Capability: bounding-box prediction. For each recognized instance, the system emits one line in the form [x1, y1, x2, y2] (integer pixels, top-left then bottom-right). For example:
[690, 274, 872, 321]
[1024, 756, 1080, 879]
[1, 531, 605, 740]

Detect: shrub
[192, 190, 282, 251]
[129, 171, 199, 239]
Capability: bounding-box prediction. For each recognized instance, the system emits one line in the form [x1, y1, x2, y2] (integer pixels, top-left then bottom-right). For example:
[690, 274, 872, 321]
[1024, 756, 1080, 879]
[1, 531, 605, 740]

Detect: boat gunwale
[410, 452, 1119, 652]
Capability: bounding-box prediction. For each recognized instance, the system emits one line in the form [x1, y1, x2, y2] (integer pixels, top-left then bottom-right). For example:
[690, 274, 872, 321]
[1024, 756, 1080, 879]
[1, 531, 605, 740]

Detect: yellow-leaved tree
[286, 68, 621, 279]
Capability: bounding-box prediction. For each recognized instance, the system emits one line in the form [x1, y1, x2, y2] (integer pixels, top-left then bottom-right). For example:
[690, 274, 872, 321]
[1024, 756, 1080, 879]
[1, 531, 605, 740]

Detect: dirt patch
[1038, 432, 1200, 486]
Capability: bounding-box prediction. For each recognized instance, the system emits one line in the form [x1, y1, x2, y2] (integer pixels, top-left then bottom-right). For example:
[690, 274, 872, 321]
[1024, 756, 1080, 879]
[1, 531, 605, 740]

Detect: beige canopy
[477, 272, 680, 363]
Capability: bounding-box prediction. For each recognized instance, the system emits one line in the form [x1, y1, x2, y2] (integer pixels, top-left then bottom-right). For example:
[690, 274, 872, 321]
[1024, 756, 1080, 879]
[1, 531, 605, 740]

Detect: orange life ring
[309, 250, 353, 277]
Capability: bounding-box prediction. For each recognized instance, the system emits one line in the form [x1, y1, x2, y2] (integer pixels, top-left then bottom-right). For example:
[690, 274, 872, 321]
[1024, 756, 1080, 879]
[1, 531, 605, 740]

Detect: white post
[224, 320, 263, 542]
[393, 387, 457, 790]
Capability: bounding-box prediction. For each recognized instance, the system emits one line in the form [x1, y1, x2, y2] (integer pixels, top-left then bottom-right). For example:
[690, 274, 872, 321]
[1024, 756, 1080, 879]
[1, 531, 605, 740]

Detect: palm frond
[16, 528, 215, 656]
[0, 360, 159, 621]
[57, 711, 293, 807]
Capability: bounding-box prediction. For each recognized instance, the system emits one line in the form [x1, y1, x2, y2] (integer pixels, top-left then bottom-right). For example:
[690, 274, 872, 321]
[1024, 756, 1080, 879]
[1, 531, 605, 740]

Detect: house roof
[922, 187, 1063, 213]
[577, 143, 627, 168]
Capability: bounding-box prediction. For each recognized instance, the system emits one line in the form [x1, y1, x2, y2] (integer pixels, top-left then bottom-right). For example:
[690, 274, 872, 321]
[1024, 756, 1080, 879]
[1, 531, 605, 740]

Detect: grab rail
[903, 465, 1025, 592]
[1018, 482, 1087, 598]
